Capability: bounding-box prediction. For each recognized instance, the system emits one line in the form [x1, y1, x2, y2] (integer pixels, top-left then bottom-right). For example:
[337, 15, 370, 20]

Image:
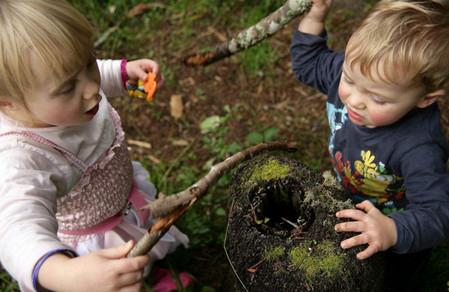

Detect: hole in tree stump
[249, 178, 315, 235]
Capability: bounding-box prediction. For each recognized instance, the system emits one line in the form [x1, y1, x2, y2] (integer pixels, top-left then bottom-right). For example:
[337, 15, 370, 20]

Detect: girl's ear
[0, 99, 13, 108]
[417, 89, 445, 108]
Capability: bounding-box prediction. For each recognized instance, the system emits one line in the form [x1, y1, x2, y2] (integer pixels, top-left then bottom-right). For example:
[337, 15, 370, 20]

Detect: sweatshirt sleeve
[390, 143, 449, 253]
[0, 148, 72, 291]
[290, 30, 344, 95]
[97, 59, 127, 98]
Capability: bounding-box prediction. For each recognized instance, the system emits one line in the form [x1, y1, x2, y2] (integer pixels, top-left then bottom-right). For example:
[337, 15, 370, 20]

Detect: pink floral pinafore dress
[1, 106, 188, 261]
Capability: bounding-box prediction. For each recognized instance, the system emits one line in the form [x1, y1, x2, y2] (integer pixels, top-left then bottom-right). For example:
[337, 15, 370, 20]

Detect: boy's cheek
[338, 83, 349, 102]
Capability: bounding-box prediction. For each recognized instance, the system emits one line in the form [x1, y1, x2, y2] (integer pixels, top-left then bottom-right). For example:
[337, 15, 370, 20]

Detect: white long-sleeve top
[0, 60, 125, 291]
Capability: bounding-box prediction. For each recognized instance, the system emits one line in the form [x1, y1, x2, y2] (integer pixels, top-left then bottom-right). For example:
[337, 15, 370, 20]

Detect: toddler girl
[0, 0, 188, 291]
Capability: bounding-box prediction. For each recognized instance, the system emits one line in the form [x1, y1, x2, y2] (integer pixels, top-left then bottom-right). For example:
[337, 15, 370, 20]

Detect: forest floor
[1, 0, 448, 291]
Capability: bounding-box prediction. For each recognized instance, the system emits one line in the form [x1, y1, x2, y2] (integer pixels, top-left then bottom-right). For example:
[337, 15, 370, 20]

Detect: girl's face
[9, 52, 101, 128]
[338, 62, 431, 128]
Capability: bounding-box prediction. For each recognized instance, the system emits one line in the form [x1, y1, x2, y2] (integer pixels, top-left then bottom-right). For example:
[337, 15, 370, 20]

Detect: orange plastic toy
[126, 72, 157, 102]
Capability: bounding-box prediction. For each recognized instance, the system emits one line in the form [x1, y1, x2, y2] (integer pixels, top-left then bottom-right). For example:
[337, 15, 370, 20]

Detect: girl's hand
[334, 200, 398, 260]
[126, 59, 164, 88]
[39, 240, 150, 292]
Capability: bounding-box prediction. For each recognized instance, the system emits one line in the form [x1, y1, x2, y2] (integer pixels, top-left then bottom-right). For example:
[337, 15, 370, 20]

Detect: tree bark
[225, 154, 385, 291]
[184, 0, 312, 66]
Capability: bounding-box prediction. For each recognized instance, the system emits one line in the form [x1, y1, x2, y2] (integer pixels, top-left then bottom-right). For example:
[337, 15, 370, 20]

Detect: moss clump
[289, 240, 344, 282]
[249, 159, 290, 183]
[264, 246, 285, 262]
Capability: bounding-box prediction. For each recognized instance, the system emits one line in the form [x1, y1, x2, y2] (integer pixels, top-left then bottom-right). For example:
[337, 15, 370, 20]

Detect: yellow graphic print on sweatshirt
[333, 150, 405, 212]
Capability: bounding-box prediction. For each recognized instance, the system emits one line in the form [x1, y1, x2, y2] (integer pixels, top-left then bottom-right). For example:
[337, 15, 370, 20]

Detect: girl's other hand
[126, 59, 164, 89]
[39, 240, 150, 292]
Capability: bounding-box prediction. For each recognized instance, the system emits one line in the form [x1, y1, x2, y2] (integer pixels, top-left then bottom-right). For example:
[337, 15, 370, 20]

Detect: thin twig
[127, 142, 297, 257]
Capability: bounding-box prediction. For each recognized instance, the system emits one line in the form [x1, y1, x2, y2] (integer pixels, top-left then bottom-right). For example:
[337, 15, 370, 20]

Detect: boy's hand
[334, 200, 397, 260]
[126, 59, 164, 89]
[298, 0, 333, 35]
[39, 240, 150, 292]
[306, 0, 333, 23]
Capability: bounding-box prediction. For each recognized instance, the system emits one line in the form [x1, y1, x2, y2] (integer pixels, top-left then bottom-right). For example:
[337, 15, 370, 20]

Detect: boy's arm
[290, 0, 343, 95]
[391, 143, 449, 253]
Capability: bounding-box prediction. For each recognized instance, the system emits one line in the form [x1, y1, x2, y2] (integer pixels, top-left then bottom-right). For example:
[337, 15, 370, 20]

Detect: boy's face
[9, 51, 101, 128]
[338, 62, 428, 128]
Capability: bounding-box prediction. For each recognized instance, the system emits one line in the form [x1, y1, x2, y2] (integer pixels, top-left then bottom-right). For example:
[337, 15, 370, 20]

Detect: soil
[106, 1, 449, 290]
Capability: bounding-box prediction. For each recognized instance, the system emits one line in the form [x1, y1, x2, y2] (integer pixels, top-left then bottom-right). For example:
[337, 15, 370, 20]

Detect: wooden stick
[127, 142, 297, 257]
[183, 0, 312, 66]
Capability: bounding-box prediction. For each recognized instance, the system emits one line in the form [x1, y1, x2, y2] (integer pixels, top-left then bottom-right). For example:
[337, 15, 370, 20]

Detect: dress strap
[0, 131, 88, 172]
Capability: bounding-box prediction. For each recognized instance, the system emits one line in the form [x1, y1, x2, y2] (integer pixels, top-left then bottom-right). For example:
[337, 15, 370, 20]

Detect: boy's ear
[416, 89, 446, 108]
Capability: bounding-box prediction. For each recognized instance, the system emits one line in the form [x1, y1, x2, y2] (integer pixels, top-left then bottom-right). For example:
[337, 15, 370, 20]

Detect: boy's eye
[344, 76, 354, 85]
[371, 96, 386, 105]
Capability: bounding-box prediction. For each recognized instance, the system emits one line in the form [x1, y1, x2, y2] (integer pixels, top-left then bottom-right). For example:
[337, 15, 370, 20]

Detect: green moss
[249, 159, 290, 183]
[289, 240, 344, 282]
[264, 246, 285, 261]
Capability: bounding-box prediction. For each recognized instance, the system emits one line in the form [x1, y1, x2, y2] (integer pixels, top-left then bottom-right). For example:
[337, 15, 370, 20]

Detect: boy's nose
[348, 94, 366, 110]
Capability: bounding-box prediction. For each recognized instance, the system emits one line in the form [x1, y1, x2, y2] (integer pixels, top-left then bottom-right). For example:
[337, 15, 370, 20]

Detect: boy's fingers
[334, 221, 365, 233]
[356, 245, 379, 260]
[336, 209, 366, 221]
[340, 234, 367, 249]
[355, 200, 376, 212]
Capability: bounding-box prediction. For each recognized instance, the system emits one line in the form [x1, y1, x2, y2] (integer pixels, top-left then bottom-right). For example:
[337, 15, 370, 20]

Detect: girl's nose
[83, 80, 100, 100]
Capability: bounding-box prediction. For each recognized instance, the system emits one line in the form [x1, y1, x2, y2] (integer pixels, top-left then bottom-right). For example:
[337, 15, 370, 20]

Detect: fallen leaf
[127, 139, 152, 149]
[172, 139, 189, 146]
[127, 3, 166, 18]
[170, 94, 184, 119]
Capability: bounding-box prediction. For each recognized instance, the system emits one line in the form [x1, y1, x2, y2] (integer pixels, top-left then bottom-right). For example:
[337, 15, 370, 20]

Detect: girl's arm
[97, 59, 163, 98]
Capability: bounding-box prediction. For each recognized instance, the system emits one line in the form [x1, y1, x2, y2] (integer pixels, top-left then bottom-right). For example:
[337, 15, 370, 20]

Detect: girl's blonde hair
[0, 0, 94, 101]
[345, 0, 449, 92]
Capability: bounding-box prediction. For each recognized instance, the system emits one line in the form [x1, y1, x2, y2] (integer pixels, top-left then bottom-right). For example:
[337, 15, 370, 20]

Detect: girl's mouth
[85, 103, 99, 116]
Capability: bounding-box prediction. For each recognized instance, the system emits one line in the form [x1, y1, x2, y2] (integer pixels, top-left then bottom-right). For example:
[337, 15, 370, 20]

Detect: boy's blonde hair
[345, 0, 449, 92]
[0, 0, 94, 101]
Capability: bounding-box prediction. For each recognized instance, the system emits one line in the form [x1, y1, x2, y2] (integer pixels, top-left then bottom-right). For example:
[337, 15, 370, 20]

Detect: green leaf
[200, 116, 223, 134]
[263, 127, 279, 141]
[215, 208, 226, 216]
[246, 132, 264, 145]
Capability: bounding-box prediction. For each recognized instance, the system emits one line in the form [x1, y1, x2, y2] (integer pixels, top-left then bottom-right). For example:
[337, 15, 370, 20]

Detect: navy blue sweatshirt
[291, 30, 449, 254]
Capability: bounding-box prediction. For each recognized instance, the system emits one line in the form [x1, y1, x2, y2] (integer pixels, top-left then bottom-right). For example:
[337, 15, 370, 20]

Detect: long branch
[127, 142, 297, 257]
[183, 0, 312, 66]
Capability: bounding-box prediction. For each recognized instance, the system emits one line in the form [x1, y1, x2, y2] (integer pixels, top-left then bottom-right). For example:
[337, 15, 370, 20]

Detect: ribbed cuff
[120, 58, 128, 88]
[32, 249, 78, 291]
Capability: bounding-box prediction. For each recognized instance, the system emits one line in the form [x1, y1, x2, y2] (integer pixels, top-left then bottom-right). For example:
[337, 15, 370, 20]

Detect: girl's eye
[60, 82, 76, 95]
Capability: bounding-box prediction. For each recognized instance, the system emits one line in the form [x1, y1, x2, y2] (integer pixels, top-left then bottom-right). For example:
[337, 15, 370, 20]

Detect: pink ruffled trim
[72, 105, 126, 194]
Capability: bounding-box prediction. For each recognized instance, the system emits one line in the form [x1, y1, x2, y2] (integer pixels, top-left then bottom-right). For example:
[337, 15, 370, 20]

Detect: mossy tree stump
[225, 154, 385, 291]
